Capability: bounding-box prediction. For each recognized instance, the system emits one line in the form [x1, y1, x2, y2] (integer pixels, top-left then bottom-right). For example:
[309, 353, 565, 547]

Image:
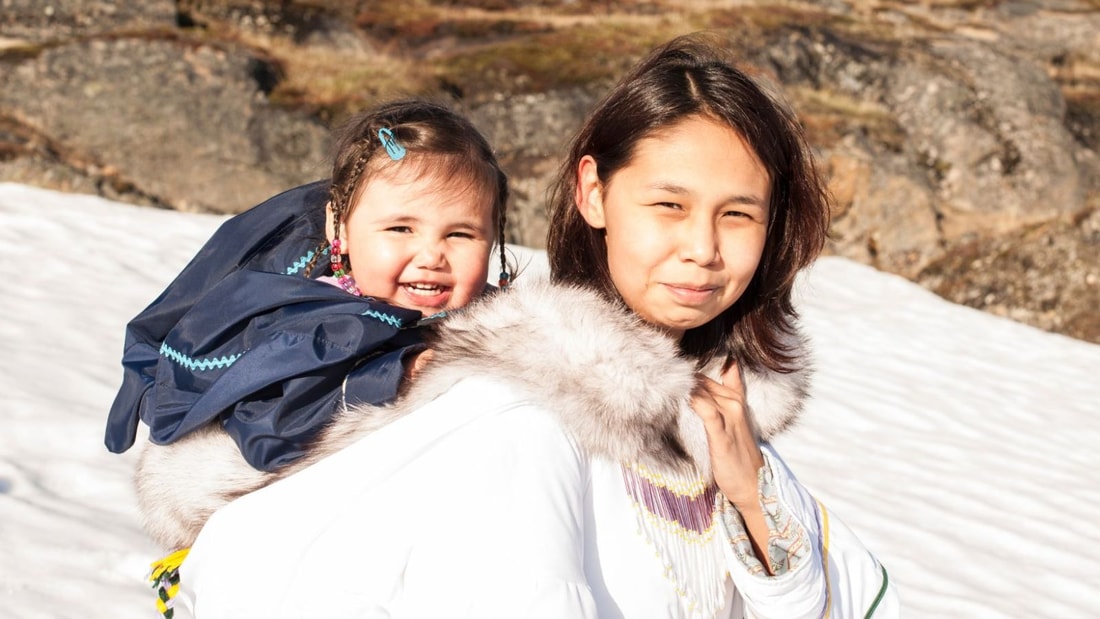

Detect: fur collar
[314, 279, 811, 478]
[135, 279, 811, 550]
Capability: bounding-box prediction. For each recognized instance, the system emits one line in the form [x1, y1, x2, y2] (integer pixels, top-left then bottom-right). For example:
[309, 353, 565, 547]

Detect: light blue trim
[285, 246, 330, 275]
[416, 310, 448, 327]
[159, 342, 242, 371]
[361, 308, 404, 328]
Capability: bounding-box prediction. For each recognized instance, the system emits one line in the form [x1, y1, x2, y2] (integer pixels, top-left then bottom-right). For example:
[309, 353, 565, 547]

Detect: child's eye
[448, 231, 475, 239]
[655, 202, 683, 210]
[387, 226, 412, 233]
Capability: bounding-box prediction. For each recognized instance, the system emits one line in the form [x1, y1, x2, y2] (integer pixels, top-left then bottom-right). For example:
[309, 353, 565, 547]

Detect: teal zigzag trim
[361, 308, 404, 328]
[285, 246, 331, 275]
[159, 343, 242, 371]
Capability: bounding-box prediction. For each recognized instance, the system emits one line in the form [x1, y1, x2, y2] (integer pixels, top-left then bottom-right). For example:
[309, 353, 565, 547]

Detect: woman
[172, 34, 898, 618]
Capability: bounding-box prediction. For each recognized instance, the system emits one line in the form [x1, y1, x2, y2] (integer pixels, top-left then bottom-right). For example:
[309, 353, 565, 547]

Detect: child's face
[342, 164, 494, 316]
[576, 116, 771, 338]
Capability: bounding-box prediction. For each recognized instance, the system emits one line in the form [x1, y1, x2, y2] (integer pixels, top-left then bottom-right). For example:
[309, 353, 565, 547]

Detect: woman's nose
[677, 218, 719, 266]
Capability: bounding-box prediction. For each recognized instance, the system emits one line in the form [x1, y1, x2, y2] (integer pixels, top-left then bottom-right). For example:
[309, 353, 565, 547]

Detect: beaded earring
[329, 236, 361, 296]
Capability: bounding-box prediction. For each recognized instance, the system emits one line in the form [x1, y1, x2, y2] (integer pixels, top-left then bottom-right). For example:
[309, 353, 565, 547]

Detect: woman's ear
[575, 155, 606, 229]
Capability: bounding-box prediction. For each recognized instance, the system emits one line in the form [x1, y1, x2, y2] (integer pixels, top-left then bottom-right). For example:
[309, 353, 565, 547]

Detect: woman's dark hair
[305, 99, 510, 282]
[546, 34, 829, 373]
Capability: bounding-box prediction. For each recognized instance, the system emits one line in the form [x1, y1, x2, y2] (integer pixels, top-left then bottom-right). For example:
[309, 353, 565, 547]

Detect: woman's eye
[656, 202, 682, 210]
[387, 226, 412, 233]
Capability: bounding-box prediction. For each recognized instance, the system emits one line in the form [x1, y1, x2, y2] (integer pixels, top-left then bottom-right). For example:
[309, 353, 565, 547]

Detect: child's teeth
[405, 283, 441, 296]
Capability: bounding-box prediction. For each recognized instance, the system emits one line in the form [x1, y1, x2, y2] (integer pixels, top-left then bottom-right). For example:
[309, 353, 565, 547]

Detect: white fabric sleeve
[718, 443, 900, 619]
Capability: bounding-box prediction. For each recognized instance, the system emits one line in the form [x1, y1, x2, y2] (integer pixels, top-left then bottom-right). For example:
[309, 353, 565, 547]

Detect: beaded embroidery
[622, 463, 727, 618]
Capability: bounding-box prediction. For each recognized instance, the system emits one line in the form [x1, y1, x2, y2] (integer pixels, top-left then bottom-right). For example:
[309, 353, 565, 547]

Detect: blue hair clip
[379, 128, 406, 161]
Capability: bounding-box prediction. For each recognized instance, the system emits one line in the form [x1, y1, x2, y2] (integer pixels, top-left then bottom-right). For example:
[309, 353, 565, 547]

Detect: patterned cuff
[716, 458, 810, 576]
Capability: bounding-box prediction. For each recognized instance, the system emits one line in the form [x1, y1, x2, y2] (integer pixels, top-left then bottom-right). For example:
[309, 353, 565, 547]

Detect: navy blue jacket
[105, 181, 426, 471]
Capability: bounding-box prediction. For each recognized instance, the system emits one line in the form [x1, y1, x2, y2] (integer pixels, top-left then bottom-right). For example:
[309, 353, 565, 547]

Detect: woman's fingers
[692, 362, 746, 428]
[719, 360, 745, 397]
[690, 362, 764, 507]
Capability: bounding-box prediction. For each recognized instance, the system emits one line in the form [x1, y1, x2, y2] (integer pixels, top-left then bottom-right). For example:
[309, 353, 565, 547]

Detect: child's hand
[398, 349, 433, 396]
[403, 349, 435, 382]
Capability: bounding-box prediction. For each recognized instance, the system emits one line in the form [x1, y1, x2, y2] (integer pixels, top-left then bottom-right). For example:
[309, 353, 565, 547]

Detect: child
[105, 99, 510, 543]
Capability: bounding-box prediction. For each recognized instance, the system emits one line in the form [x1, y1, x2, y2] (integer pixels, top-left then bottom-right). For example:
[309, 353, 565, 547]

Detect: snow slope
[1, 183, 1098, 618]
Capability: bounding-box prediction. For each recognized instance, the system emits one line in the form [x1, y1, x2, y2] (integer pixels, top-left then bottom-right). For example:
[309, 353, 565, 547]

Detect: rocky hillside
[2, 0, 1097, 343]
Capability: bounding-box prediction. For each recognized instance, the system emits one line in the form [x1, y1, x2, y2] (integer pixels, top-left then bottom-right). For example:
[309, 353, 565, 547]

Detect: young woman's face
[340, 163, 494, 315]
[576, 116, 771, 338]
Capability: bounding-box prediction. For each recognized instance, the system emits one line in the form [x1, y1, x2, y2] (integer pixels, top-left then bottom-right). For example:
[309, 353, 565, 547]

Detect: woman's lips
[662, 283, 718, 305]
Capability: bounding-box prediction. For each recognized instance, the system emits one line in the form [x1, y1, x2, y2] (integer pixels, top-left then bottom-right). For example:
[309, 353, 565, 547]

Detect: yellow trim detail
[816, 499, 833, 619]
[149, 547, 190, 580]
[624, 462, 710, 497]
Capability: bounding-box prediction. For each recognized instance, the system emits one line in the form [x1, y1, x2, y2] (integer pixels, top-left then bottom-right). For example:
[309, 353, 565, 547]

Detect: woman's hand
[692, 362, 775, 572]
[691, 361, 765, 507]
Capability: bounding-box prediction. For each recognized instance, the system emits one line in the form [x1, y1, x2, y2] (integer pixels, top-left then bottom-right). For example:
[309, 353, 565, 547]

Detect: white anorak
[162, 281, 898, 618]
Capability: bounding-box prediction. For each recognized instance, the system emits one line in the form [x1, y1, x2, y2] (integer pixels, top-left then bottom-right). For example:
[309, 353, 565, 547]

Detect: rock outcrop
[1, 0, 1096, 343]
